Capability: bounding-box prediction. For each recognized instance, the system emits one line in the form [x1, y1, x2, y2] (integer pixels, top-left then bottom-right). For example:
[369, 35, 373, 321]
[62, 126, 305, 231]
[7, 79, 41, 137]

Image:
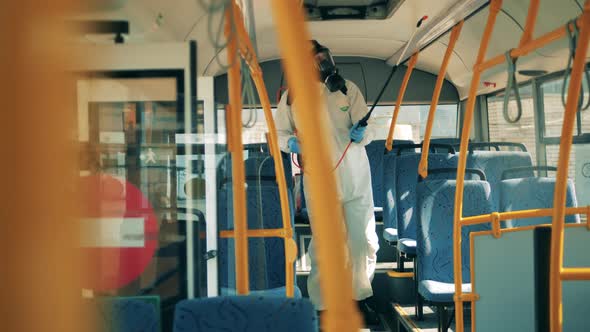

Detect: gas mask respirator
[313, 41, 348, 95]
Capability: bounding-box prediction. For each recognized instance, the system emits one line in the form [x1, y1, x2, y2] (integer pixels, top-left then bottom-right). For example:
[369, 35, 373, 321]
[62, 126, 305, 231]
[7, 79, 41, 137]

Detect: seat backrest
[218, 153, 294, 189]
[416, 180, 493, 283]
[467, 151, 533, 210]
[90, 297, 159, 332]
[218, 185, 295, 291]
[500, 177, 580, 228]
[174, 296, 318, 332]
[426, 137, 461, 153]
[364, 139, 414, 209]
[395, 153, 459, 240]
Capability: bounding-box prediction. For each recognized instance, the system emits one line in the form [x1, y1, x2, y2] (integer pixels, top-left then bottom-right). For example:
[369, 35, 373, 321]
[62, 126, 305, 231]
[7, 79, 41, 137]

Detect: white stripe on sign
[80, 218, 145, 248]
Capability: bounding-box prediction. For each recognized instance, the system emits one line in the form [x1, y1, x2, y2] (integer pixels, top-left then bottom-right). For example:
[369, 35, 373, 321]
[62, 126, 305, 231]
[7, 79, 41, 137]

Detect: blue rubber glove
[349, 122, 367, 143]
[288, 137, 301, 154]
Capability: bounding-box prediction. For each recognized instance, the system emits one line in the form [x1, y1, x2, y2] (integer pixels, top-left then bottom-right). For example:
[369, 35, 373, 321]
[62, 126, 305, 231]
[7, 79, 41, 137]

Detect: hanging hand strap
[562, 19, 590, 111]
[503, 50, 523, 123]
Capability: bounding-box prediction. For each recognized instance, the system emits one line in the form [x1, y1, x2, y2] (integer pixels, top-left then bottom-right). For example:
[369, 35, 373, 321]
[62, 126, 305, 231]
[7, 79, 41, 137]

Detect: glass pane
[371, 104, 458, 142]
[541, 78, 584, 138]
[487, 85, 537, 159]
[545, 144, 590, 222]
[77, 75, 207, 329]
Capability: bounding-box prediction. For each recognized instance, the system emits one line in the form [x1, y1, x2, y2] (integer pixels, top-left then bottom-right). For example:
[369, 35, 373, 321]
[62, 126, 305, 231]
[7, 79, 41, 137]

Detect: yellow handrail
[270, 0, 362, 331]
[452, 0, 503, 329]
[229, 1, 297, 297]
[225, 3, 249, 295]
[385, 52, 419, 151]
[418, 21, 464, 178]
[550, 2, 590, 331]
[561, 268, 590, 281]
[460, 207, 589, 227]
[219, 228, 291, 239]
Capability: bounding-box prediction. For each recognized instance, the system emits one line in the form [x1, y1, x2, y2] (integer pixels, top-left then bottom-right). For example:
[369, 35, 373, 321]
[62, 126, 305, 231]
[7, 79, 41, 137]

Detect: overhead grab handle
[562, 19, 590, 111]
[502, 50, 523, 123]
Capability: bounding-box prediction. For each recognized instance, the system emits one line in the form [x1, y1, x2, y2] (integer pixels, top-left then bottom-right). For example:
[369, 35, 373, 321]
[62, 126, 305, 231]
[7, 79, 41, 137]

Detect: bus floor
[393, 303, 472, 332]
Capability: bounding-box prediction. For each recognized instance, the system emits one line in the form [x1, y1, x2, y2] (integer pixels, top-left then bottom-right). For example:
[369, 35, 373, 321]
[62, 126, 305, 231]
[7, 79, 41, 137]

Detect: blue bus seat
[395, 153, 459, 256]
[173, 296, 317, 332]
[500, 177, 580, 227]
[220, 286, 303, 298]
[467, 151, 533, 210]
[424, 138, 461, 153]
[91, 297, 159, 332]
[218, 185, 296, 291]
[366, 139, 414, 222]
[416, 179, 492, 303]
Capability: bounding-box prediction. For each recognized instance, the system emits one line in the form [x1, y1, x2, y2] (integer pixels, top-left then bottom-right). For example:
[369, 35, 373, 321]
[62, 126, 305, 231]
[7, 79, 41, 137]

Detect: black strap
[562, 19, 590, 111]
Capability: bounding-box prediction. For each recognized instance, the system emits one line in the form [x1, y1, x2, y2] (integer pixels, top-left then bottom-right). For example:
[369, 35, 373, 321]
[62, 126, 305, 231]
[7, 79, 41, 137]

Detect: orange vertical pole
[0, 1, 88, 331]
[270, 1, 362, 331]
[453, 1, 503, 331]
[418, 21, 464, 178]
[385, 53, 419, 151]
[550, 2, 590, 331]
[519, 0, 540, 47]
[225, 3, 249, 295]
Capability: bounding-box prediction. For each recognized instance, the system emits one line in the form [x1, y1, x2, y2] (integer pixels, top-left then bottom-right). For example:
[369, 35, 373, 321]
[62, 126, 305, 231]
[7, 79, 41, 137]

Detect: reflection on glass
[77, 76, 207, 329]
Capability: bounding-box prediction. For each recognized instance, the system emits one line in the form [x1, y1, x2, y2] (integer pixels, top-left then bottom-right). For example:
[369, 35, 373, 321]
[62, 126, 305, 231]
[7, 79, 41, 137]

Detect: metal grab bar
[501, 166, 558, 180]
[385, 53, 419, 151]
[395, 143, 456, 156]
[225, 3, 249, 295]
[418, 21, 464, 179]
[417, 168, 486, 182]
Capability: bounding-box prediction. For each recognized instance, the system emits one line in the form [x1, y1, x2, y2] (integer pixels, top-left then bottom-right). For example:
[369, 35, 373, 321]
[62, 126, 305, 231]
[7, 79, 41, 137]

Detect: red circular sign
[80, 174, 159, 291]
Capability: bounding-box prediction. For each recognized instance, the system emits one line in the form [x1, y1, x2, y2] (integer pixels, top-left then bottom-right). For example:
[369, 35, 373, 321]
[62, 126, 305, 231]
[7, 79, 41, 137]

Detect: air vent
[304, 0, 405, 21]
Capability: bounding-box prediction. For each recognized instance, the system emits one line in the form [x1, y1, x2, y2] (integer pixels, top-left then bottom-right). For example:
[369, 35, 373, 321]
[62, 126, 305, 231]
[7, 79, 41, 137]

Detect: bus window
[487, 84, 537, 158]
[540, 78, 590, 221]
[371, 104, 458, 142]
[215, 107, 275, 145]
[541, 78, 589, 138]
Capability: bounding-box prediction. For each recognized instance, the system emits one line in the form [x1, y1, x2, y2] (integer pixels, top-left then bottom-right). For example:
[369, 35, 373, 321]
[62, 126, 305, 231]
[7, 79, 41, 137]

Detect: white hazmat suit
[274, 80, 379, 310]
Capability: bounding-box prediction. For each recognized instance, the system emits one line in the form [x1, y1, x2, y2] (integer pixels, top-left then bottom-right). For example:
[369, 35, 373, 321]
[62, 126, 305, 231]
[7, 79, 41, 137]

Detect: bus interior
[11, 0, 590, 331]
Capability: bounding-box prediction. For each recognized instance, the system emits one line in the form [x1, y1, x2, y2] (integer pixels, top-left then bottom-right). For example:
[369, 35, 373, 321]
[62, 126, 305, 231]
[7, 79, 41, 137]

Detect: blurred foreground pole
[0, 1, 91, 331]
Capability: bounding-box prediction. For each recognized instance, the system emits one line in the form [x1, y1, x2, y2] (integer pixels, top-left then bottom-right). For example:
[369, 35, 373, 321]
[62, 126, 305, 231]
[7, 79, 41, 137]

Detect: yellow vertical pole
[225, 2, 249, 295]
[269, 1, 362, 331]
[0, 0, 88, 331]
[453, 1, 502, 331]
[550, 2, 590, 331]
[418, 21, 464, 178]
[385, 53, 419, 151]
